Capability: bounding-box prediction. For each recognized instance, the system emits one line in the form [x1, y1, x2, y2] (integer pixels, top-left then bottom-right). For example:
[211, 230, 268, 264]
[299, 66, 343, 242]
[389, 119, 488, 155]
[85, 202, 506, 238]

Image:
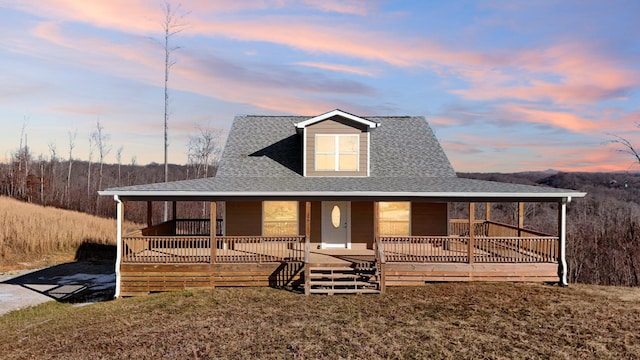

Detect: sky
[1, 0, 639, 172]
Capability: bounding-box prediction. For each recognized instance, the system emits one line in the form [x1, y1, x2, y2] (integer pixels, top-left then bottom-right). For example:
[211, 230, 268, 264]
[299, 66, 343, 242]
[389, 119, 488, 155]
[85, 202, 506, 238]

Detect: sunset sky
[1, 0, 639, 172]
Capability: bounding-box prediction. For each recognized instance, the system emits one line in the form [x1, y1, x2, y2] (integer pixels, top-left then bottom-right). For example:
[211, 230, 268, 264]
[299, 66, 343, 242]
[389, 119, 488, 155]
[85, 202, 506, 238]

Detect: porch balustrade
[379, 235, 557, 263]
[122, 218, 557, 265]
[122, 224, 304, 264]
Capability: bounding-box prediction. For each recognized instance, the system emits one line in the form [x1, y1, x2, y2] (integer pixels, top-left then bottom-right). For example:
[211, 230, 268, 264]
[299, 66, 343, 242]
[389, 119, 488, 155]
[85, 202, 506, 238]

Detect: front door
[321, 201, 350, 248]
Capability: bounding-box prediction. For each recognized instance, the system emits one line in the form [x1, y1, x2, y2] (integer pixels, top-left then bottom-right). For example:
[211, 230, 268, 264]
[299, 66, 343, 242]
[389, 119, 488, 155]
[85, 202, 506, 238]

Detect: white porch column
[114, 195, 123, 298]
[558, 198, 569, 286]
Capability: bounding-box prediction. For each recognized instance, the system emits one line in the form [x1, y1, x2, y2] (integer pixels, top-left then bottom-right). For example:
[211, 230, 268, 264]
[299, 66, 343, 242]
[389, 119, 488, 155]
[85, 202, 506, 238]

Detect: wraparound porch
[115, 199, 565, 296]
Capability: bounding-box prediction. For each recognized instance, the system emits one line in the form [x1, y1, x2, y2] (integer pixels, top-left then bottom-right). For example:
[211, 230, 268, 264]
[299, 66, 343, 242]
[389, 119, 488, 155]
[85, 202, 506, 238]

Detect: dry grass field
[0, 196, 138, 270]
[1, 283, 639, 359]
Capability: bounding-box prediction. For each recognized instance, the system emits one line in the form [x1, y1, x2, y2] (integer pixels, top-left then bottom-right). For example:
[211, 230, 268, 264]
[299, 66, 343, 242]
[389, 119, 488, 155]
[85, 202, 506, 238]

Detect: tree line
[460, 171, 640, 287]
[0, 120, 222, 222]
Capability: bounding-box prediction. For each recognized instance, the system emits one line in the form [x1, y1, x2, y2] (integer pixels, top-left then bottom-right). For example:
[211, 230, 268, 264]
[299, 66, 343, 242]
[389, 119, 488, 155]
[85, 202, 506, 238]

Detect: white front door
[321, 201, 350, 248]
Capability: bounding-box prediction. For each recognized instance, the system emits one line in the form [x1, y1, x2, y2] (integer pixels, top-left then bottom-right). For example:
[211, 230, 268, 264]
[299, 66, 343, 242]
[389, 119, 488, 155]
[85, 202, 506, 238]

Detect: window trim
[314, 134, 360, 172]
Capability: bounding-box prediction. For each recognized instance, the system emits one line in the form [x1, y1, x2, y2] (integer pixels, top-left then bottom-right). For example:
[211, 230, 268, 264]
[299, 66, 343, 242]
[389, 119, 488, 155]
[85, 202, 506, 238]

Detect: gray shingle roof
[217, 115, 456, 178]
[100, 113, 585, 200]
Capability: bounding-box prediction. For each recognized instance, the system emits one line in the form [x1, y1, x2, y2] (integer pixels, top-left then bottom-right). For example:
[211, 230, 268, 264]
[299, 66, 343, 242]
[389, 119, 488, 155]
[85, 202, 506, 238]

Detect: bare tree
[87, 135, 94, 202]
[187, 125, 223, 179]
[160, 1, 187, 221]
[38, 153, 45, 204]
[116, 146, 124, 186]
[12, 120, 30, 199]
[47, 142, 58, 204]
[66, 129, 77, 207]
[187, 125, 222, 216]
[128, 155, 137, 186]
[91, 120, 111, 211]
[610, 132, 640, 165]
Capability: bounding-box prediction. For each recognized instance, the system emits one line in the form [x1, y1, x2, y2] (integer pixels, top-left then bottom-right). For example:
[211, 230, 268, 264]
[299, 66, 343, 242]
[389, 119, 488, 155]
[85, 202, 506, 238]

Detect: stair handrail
[375, 237, 386, 293]
[304, 238, 310, 295]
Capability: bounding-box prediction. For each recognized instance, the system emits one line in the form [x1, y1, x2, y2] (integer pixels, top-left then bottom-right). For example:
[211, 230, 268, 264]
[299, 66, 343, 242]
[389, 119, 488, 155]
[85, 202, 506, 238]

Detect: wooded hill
[460, 171, 640, 286]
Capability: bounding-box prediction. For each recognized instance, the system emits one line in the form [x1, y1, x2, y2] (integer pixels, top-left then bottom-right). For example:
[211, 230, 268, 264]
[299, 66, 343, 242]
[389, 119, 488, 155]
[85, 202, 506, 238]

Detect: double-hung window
[379, 202, 410, 236]
[263, 201, 298, 236]
[315, 134, 359, 171]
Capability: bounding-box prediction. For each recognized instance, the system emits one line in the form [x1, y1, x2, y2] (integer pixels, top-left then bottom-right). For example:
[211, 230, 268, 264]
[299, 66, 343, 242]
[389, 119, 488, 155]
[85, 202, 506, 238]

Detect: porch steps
[308, 266, 380, 295]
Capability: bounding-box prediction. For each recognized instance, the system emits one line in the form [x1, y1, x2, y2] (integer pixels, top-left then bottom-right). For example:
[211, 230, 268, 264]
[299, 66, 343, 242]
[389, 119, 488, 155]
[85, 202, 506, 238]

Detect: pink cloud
[454, 44, 640, 105]
[498, 105, 604, 133]
[294, 62, 375, 77]
[445, 131, 640, 173]
[301, 0, 373, 15]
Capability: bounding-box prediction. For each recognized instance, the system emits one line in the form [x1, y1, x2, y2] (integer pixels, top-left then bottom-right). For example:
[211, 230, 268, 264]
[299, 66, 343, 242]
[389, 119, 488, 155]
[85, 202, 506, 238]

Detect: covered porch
[114, 198, 568, 296]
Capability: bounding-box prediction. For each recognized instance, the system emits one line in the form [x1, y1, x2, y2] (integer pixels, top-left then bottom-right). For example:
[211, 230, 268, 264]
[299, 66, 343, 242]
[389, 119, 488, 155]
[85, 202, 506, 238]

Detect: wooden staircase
[307, 265, 380, 295]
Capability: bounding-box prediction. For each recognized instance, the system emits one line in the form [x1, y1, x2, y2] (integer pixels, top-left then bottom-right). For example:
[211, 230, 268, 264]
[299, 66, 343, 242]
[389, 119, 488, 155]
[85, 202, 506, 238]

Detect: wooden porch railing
[375, 238, 387, 293]
[142, 219, 224, 237]
[449, 219, 488, 236]
[380, 235, 558, 263]
[215, 236, 305, 263]
[380, 236, 470, 263]
[121, 232, 305, 264]
[473, 236, 558, 263]
[449, 219, 553, 238]
[122, 234, 211, 263]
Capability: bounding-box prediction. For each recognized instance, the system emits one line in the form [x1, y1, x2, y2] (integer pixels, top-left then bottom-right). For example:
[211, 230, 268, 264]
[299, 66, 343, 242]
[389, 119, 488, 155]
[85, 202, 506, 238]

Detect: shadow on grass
[2, 240, 116, 303]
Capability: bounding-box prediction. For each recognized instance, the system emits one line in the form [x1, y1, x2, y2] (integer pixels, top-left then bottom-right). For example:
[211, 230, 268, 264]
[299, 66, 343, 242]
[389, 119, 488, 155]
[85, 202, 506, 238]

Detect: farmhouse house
[101, 109, 586, 296]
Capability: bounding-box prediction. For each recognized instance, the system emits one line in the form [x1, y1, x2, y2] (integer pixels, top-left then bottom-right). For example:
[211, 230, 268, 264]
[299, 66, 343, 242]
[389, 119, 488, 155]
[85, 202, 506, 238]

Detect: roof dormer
[296, 109, 379, 177]
[295, 109, 380, 130]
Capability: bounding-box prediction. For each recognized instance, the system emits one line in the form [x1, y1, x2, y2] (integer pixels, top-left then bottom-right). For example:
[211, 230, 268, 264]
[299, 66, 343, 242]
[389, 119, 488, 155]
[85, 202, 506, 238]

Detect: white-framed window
[379, 202, 410, 236]
[315, 134, 359, 171]
[263, 201, 298, 236]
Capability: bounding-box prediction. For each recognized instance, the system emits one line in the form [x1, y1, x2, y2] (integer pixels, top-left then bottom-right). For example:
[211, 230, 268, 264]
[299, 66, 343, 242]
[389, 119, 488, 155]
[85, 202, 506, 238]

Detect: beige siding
[305, 116, 368, 177]
[226, 201, 262, 236]
[411, 202, 448, 236]
[351, 201, 374, 248]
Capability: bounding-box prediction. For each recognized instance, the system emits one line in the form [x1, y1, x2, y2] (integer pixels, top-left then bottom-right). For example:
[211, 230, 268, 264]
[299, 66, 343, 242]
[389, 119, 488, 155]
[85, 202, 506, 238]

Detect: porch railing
[449, 219, 552, 238]
[141, 219, 223, 237]
[122, 234, 211, 263]
[380, 236, 470, 263]
[473, 236, 557, 263]
[122, 231, 304, 264]
[215, 236, 305, 263]
[449, 219, 487, 236]
[380, 235, 558, 263]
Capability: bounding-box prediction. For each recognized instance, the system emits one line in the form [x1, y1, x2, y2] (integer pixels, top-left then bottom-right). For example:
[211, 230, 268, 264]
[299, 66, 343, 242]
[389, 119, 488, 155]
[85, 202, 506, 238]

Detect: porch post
[146, 201, 153, 227]
[485, 202, 491, 221]
[172, 201, 177, 220]
[210, 201, 217, 266]
[468, 202, 475, 264]
[373, 201, 385, 293]
[304, 201, 311, 296]
[373, 201, 380, 244]
[114, 196, 123, 299]
[558, 199, 568, 286]
[518, 202, 524, 237]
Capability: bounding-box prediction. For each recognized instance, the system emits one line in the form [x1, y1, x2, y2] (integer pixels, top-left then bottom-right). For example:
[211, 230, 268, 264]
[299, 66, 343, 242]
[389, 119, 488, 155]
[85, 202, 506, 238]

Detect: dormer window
[315, 134, 359, 171]
[295, 109, 379, 177]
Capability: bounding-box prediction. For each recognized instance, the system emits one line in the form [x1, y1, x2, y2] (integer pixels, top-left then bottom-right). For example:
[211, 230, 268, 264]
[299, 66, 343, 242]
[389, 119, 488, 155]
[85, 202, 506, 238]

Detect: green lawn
[1, 283, 639, 359]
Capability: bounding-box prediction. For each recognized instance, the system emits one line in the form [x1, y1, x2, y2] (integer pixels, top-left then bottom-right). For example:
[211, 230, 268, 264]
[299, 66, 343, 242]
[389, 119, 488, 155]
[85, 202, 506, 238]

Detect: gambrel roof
[101, 111, 586, 201]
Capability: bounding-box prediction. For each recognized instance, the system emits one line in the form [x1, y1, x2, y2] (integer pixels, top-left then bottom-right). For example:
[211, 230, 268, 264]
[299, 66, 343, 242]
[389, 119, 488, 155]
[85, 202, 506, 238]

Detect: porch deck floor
[308, 249, 375, 266]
